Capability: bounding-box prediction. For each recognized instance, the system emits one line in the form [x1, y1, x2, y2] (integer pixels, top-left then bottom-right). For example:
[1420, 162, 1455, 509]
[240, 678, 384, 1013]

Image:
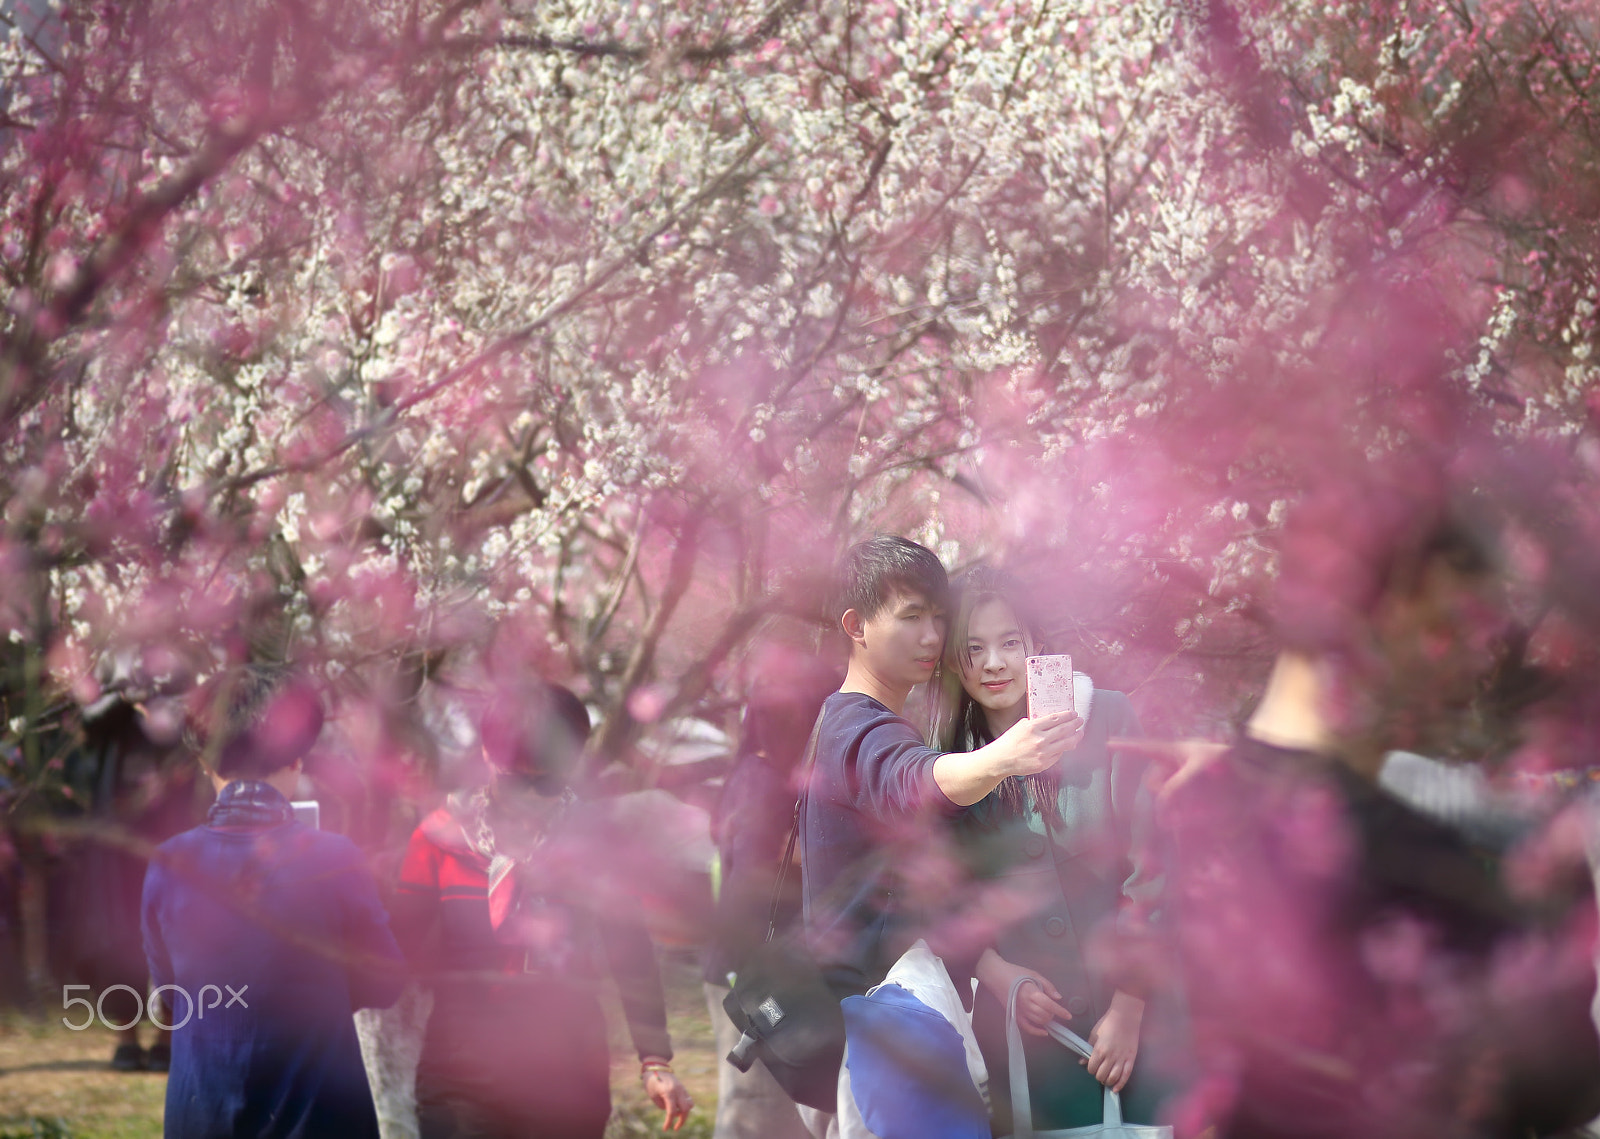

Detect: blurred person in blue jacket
[141, 668, 404, 1139]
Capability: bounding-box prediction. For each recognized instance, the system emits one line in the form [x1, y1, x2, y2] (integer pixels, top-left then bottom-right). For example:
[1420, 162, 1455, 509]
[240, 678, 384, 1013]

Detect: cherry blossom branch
[467, 0, 808, 64]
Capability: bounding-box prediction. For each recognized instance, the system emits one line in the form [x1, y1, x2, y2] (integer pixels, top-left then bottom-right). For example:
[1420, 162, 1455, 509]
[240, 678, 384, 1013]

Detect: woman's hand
[1085, 990, 1144, 1092]
[642, 1065, 694, 1131]
[976, 948, 1072, 1037]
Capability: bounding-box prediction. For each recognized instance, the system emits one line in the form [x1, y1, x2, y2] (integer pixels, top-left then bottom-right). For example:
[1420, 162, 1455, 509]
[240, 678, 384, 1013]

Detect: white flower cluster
[1, 0, 1596, 747]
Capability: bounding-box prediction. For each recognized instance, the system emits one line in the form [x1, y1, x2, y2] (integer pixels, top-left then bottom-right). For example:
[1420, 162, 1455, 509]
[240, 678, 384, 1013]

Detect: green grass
[0, 1119, 75, 1139]
[1, 949, 723, 1139]
[604, 1099, 715, 1139]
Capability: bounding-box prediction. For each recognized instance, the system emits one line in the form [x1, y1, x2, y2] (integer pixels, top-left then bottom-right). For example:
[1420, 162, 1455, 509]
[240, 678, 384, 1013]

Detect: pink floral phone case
[1025, 654, 1075, 718]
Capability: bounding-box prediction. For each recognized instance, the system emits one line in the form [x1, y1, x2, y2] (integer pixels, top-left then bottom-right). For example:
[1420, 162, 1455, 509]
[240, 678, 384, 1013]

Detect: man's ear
[840, 608, 868, 646]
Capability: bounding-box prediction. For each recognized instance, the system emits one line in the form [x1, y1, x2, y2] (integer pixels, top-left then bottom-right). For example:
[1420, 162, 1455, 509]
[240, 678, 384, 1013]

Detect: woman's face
[959, 597, 1031, 716]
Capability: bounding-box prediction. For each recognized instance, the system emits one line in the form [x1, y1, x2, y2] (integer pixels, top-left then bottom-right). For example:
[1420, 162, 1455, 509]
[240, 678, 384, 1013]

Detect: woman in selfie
[391, 681, 694, 1139]
[931, 565, 1165, 1132]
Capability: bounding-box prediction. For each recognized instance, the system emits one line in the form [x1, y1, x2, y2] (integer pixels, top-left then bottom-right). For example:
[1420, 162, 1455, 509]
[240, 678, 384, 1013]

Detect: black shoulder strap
[763, 708, 827, 944]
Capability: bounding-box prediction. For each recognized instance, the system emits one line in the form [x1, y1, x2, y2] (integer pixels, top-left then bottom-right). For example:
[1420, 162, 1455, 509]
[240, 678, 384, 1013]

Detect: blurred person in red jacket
[393, 681, 693, 1139]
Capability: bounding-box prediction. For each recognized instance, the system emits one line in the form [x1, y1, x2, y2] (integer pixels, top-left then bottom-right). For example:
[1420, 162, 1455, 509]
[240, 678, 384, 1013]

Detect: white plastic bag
[877, 940, 988, 1093]
[838, 940, 990, 1139]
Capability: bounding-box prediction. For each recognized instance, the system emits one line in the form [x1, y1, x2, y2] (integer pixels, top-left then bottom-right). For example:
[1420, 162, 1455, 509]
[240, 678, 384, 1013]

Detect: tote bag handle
[1005, 975, 1125, 1138]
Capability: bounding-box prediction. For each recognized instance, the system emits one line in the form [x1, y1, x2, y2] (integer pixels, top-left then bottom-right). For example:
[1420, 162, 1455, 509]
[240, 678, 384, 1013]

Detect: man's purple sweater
[799, 691, 964, 996]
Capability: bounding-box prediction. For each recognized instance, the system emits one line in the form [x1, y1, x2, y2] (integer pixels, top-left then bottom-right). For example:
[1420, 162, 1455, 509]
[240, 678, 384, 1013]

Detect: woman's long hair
[927, 565, 1059, 820]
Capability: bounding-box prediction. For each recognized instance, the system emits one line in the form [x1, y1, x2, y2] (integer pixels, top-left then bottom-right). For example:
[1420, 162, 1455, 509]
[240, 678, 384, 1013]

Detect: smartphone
[1026, 654, 1075, 719]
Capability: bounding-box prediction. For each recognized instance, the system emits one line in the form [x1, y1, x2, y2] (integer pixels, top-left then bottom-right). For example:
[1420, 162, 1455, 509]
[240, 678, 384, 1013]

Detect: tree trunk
[356, 982, 433, 1139]
[18, 854, 53, 1005]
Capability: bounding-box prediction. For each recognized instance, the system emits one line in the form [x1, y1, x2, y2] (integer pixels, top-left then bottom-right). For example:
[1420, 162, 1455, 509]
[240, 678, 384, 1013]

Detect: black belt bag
[723, 713, 847, 1112]
[722, 935, 846, 1111]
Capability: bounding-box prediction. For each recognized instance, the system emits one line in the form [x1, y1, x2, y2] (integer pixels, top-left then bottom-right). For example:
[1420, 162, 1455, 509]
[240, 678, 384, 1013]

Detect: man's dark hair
[481, 681, 592, 789]
[200, 668, 325, 781]
[1274, 478, 1499, 656]
[831, 535, 949, 627]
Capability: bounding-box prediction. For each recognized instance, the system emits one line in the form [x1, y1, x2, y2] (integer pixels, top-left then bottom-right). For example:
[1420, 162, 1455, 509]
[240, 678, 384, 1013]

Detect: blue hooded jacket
[142, 781, 404, 1139]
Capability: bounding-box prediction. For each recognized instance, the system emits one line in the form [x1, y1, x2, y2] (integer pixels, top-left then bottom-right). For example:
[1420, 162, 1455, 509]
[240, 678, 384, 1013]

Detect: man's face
[848, 587, 947, 692]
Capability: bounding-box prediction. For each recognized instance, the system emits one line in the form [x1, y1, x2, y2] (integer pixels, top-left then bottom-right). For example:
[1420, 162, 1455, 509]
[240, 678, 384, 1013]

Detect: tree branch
[588, 517, 704, 764]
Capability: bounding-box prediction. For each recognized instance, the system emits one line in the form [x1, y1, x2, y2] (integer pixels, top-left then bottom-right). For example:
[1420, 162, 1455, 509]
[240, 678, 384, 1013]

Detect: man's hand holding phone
[999, 653, 1086, 777]
[993, 709, 1083, 777]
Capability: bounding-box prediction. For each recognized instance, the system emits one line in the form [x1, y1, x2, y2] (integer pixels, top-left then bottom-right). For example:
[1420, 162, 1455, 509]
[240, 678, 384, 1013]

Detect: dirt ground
[0, 952, 721, 1139]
